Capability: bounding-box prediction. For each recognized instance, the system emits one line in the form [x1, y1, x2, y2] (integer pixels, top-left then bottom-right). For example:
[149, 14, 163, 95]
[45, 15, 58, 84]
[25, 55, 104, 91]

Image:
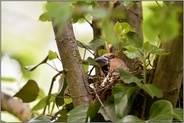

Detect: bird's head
[95, 53, 129, 75]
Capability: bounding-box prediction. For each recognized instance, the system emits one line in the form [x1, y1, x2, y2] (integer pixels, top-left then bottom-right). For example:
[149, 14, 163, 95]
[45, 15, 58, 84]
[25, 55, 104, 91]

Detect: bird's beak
[95, 56, 109, 67]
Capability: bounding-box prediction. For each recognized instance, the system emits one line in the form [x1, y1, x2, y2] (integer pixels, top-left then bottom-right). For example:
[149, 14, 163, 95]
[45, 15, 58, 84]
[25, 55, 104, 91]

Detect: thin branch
[43, 70, 65, 115]
[46, 63, 60, 72]
[83, 17, 92, 27]
[78, 41, 95, 57]
[92, 84, 114, 122]
[155, 1, 162, 8]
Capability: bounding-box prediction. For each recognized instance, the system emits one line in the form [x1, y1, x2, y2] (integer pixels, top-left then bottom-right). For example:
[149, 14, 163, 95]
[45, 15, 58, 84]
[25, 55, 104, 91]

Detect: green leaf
[143, 6, 181, 43]
[86, 38, 105, 51]
[87, 101, 101, 120]
[173, 108, 183, 121]
[67, 103, 89, 122]
[83, 64, 88, 73]
[32, 94, 56, 111]
[126, 32, 143, 48]
[51, 109, 68, 122]
[119, 68, 142, 83]
[98, 49, 108, 56]
[92, 7, 108, 19]
[150, 45, 170, 55]
[1, 77, 16, 83]
[55, 74, 67, 107]
[113, 22, 122, 35]
[48, 50, 58, 60]
[124, 45, 138, 53]
[87, 57, 99, 66]
[39, 12, 51, 22]
[136, 82, 163, 98]
[120, 22, 134, 35]
[37, 88, 46, 99]
[119, 115, 145, 122]
[123, 50, 140, 59]
[148, 100, 173, 122]
[25, 56, 48, 71]
[77, 38, 105, 51]
[45, 2, 72, 33]
[101, 16, 119, 49]
[13, 80, 39, 103]
[99, 102, 119, 121]
[28, 115, 51, 122]
[143, 41, 151, 51]
[112, 83, 137, 118]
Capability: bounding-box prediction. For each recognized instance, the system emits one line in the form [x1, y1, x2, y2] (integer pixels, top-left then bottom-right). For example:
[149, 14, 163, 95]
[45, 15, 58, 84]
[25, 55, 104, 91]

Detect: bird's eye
[110, 54, 114, 59]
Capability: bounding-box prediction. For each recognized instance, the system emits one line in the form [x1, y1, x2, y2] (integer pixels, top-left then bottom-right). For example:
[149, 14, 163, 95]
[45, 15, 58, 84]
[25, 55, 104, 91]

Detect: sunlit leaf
[148, 100, 173, 122]
[119, 68, 142, 83]
[124, 45, 138, 53]
[48, 50, 58, 60]
[44, 2, 72, 34]
[67, 103, 89, 122]
[25, 56, 48, 71]
[39, 12, 51, 22]
[136, 82, 163, 98]
[119, 115, 145, 122]
[13, 80, 39, 103]
[173, 108, 183, 121]
[32, 94, 56, 111]
[98, 49, 108, 56]
[112, 83, 137, 118]
[113, 22, 122, 35]
[143, 6, 181, 43]
[123, 51, 140, 59]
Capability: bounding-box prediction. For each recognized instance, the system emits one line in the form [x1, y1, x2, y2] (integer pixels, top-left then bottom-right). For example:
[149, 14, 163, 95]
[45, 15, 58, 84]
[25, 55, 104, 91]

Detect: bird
[95, 53, 129, 75]
[95, 53, 129, 86]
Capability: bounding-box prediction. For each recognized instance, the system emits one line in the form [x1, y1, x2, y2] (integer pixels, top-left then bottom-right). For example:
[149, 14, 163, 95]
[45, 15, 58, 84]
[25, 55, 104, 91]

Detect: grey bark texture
[152, 2, 183, 107]
[51, 20, 92, 107]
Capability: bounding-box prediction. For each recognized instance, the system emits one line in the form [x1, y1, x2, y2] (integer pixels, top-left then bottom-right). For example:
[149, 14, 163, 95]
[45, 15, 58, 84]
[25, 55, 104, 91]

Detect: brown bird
[95, 53, 129, 75]
[95, 53, 129, 86]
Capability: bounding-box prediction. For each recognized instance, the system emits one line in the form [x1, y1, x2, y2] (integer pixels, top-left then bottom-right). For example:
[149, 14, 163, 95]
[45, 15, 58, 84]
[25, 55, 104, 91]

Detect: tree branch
[1, 91, 31, 122]
[51, 4, 92, 107]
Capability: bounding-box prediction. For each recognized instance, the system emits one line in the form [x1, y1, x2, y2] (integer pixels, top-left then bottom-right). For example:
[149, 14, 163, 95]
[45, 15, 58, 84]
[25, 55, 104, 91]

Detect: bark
[51, 19, 92, 107]
[151, 2, 183, 107]
[1, 91, 31, 122]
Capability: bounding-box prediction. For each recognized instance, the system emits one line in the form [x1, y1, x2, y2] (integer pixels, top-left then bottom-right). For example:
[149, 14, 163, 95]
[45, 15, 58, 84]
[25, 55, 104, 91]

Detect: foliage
[2, 1, 182, 122]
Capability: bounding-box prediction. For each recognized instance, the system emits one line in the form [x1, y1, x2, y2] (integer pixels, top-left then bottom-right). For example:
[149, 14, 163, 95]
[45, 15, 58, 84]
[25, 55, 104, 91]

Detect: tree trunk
[151, 2, 183, 107]
[51, 19, 92, 107]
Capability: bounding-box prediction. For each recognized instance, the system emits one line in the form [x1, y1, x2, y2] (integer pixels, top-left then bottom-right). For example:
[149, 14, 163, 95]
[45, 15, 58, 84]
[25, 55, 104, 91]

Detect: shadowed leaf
[13, 80, 39, 103]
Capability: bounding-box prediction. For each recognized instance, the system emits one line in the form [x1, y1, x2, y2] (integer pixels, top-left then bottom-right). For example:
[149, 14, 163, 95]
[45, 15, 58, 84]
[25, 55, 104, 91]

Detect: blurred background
[1, 1, 162, 122]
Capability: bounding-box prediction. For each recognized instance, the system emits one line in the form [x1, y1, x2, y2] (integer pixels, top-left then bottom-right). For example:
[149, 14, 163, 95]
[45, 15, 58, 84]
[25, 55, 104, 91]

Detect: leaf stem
[143, 53, 147, 84]
[42, 71, 64, 115]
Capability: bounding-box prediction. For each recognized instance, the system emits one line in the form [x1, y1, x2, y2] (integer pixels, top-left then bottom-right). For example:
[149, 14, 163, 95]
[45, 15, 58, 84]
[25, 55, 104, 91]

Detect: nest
[89, 70, 124, 102]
